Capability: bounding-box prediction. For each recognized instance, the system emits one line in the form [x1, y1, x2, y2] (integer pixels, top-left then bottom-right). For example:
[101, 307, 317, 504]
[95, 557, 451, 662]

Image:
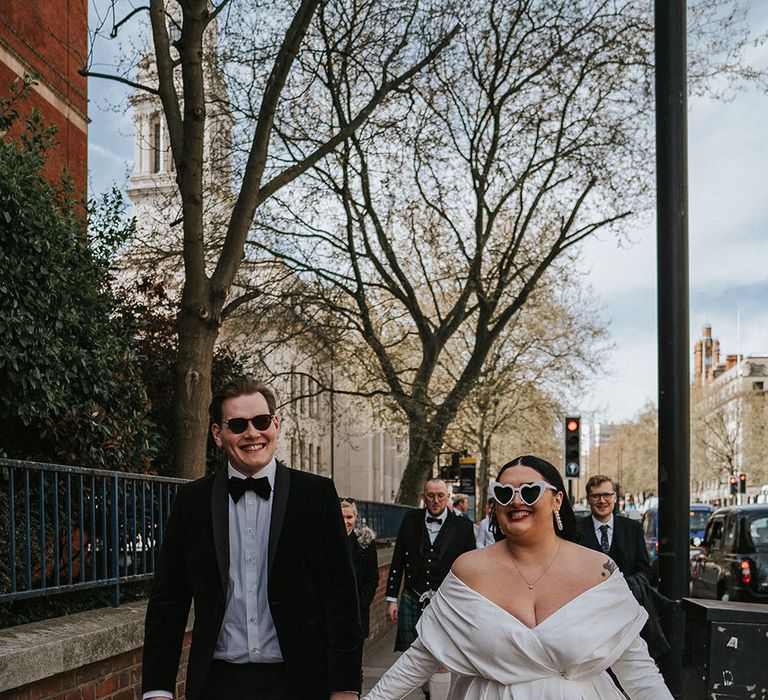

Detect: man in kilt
[385, 478, 475, 699]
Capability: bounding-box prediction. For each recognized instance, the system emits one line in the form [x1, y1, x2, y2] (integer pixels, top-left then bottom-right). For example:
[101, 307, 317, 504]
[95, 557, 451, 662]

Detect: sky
[87, 2, 768, 427]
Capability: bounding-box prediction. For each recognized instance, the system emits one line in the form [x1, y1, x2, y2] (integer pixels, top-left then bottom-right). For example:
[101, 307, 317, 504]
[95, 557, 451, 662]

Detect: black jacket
[577, 514, 652, 589]
[348, 526, 379, 638]
[141, 463, 363, 700]
[386, 509, 475, 600]
[578, 514, 670, 660]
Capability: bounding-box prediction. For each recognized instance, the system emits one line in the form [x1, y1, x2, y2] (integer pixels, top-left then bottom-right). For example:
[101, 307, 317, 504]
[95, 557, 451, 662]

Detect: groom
[142, 378, 362, 700]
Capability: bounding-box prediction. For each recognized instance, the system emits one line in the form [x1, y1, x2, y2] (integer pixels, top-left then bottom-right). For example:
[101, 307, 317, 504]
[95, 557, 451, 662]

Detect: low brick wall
[0, 542, 395, 699]
[0, 602, 191, 700]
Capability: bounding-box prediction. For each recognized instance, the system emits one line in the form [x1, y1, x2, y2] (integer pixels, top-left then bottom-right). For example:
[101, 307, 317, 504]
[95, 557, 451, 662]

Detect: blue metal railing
[0, 457, 413, 607]
[356, 500, 413, 541]
[0, 458, 185, 606]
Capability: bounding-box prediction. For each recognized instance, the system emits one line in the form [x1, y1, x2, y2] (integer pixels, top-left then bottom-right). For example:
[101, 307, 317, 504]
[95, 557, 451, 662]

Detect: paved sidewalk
[363, 625, 423, 698]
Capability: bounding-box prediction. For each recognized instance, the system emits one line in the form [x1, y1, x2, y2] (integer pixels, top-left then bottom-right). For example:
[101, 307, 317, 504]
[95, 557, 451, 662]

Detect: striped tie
[599, 524, 610, 554]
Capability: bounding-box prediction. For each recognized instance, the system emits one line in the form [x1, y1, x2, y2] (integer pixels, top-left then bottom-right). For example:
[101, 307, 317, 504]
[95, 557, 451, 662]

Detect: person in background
[578, 474, 671, 663]
[385, 478, 475, 699]
[341, 498, 379, 641]
[452, 494, 470, 519]
[475, 496, 496, 548]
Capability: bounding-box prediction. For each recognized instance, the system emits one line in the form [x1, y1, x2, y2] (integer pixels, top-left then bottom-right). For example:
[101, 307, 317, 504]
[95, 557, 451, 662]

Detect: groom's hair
[210, 377, 277, 424]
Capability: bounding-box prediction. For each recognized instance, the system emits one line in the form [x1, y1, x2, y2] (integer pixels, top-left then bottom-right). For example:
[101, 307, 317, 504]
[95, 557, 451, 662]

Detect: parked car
[690, 505, 768, 603]
[642, 503, 715, 583]
[573, 503, 592, 520]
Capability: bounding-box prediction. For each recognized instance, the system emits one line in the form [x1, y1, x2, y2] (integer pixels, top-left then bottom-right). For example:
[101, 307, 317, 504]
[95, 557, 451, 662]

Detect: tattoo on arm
[602, 560, 617, 577]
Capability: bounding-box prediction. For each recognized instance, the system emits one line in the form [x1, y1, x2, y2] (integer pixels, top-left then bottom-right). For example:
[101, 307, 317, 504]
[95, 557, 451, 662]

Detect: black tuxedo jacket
[578, 514, 652, 589]
[141, 462, 363, 700]
[386, 509, 475, 600]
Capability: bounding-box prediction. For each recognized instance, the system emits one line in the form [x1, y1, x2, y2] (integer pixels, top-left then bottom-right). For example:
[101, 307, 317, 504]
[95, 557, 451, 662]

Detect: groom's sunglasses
[489, 480, 557, 507]
[222, 414, 274, 433]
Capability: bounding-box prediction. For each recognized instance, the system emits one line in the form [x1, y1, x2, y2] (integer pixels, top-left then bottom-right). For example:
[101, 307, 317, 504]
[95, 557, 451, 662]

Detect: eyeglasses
[222, 414, 274, 434]
[490, 480, 557, 507]
[587, 492, 616, 502]
[339, 497, 356, 504]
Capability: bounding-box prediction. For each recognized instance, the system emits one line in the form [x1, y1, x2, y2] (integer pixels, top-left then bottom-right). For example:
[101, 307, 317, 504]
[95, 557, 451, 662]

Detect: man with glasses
[385, 478, 475, 699]
[578, 475, 651, 588]
[578, 475, 670, 664]
[142, 378, 362, 700]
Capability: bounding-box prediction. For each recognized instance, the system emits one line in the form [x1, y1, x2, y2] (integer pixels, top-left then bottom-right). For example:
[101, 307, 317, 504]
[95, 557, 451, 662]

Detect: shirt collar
[425, 509, 446, 524]
[228, 458, 276, 486]
[593, 514, 614, 531]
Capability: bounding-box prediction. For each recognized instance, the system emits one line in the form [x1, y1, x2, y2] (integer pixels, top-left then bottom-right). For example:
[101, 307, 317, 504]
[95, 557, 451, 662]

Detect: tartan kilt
[394, 586, 424, 652]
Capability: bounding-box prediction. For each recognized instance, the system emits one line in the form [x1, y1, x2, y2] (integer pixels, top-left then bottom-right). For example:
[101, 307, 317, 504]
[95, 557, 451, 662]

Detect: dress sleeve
[611, 635, 674, 699]
[362, 638, 439, 700]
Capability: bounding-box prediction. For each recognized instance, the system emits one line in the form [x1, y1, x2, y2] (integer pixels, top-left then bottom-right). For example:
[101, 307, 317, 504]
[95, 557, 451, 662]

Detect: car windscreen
[689, 510, 711, 531]
[747, 515, 768, 550]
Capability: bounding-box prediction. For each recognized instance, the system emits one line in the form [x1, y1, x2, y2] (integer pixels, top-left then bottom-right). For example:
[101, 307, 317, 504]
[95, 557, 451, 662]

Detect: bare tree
[86, 0, 458, 478]
[443, 280, 606, 505]
[252, 0, 764, 503]
[593, 405, 659, 501]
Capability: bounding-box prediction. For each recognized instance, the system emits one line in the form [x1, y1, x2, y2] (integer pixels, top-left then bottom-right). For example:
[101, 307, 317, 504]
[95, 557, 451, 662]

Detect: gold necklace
[506, 539, 561, 590]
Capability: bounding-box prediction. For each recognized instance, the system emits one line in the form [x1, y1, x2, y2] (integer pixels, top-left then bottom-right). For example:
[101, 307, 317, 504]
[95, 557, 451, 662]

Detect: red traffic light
[566, 419, 579, 432]
[729, 476, 738, 485]
[739, 473, 746, 481]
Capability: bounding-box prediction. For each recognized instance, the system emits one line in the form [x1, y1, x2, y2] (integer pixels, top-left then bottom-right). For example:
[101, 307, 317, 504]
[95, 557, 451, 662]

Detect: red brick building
[0, 1, 88, 196]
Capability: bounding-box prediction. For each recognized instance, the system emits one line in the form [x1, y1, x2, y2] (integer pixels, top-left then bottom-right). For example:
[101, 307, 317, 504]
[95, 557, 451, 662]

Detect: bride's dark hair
[489, 455, 580, 543]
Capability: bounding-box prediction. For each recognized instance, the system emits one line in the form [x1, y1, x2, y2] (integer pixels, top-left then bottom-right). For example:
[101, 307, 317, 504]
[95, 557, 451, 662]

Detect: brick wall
[0, 632, 190, 700]
[0, 0, 88, 196]
[0, 545, 395, 700]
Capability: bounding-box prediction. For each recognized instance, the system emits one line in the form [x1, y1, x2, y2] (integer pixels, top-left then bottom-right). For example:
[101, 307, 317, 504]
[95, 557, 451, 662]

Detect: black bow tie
[426, 516, 443, 524]
[228, 476, 271, 504]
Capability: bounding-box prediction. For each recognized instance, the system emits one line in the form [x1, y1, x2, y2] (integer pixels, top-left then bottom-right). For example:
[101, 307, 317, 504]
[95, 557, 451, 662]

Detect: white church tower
[125, 7, 234, 274]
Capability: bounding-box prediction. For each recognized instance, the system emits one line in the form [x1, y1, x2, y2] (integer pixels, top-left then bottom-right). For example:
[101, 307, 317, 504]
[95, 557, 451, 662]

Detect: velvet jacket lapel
[211, 467, 230, 597]
[268, 460, 289, 574]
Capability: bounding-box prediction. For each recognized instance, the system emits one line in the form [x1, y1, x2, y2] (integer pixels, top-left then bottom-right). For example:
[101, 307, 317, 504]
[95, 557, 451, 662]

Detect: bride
[363, 455, 672, 699]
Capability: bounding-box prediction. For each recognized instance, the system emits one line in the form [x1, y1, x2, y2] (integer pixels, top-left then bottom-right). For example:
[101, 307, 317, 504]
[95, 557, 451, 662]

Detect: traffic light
[739, 473, 747, 494]
[564, 416, 581, 478]
[729, 475, 738, 495]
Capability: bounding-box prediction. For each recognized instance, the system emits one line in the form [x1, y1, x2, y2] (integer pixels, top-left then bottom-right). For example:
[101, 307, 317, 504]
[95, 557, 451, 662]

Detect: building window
[150, 116, 161, 173]
[290, 435, 297, 468]
[308, 442, 314, 473]
[316, 445, 322, 474]
[753, 381, 764, 392]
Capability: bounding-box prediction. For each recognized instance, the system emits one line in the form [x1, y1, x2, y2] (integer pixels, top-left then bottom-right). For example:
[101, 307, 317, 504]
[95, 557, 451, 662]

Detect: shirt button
[251, 647, 257, 653]
[248, 528, 254, 534]
[250, 616, 256, 623]
[248, 499, 254, 505]
[249, 585, 255, 592]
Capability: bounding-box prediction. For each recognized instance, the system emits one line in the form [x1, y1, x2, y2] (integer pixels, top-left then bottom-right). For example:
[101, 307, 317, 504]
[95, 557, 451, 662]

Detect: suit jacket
[577, 514, 670, 659]
[577, 514, 652, 589]
[386, 509, 475, 600]
[141, 462, 363, 700]
[348, 526, 379, 638]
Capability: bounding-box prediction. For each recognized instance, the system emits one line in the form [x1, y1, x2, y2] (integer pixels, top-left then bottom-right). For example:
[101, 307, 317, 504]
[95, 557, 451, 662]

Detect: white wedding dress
[364, 570, 673, 699]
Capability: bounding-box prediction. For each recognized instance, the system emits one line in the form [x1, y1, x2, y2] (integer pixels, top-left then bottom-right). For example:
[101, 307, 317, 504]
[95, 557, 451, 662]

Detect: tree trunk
[397, 420, 444, 505]
[172, 296, 219, 480]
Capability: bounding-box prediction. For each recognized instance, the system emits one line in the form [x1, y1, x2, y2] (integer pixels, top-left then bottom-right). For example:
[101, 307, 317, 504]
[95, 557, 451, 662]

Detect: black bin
[682, 598, 768, 698]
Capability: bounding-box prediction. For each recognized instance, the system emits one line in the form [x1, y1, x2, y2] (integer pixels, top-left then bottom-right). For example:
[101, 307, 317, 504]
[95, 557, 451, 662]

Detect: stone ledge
[0, 601, 192, 692]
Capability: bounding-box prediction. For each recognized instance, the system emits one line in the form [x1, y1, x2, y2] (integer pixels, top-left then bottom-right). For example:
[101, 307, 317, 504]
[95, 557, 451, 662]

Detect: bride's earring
[554, 509, 563, 531]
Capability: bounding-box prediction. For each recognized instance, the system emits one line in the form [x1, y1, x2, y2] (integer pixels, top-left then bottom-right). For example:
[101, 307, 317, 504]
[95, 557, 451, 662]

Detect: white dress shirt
[424, 509, 446, 544]
[475, 516, 495, 548]
[592, 514, 614, 549]
[143, 460, 281, 700]
[214, 460, 282, 662]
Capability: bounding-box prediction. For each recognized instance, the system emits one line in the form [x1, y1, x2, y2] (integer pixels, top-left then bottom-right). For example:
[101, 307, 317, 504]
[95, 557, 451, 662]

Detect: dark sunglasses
[489, 480, 557, 507]
[222, 414, 274, 434]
